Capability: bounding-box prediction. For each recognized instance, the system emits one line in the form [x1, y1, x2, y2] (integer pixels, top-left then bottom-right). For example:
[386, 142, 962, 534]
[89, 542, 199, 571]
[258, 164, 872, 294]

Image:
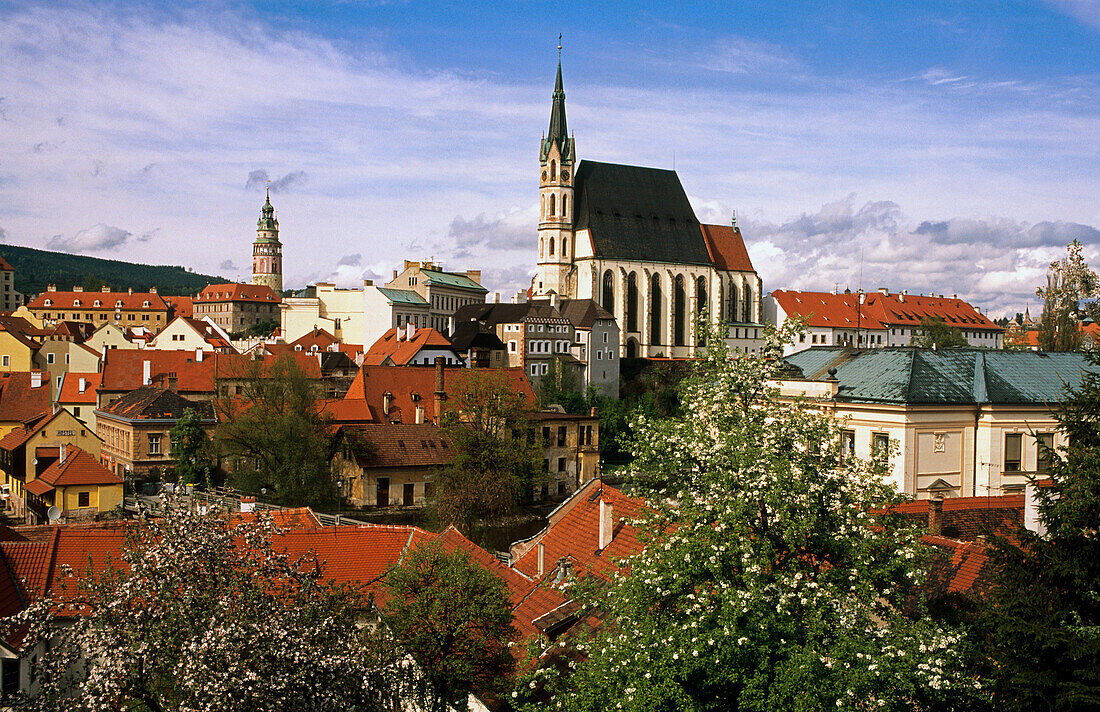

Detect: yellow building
[0, 408, 104, 523]
[23, 445, 123, 521]
[0, 316, 43, 373]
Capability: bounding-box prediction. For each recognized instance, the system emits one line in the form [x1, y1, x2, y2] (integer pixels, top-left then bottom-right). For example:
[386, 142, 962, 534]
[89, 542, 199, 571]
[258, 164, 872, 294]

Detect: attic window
[44, 299, 52, 306]
[143, 301, 151, 308]
[94, 300, 102, 307]
[115, 300, 123, 308]
[73, 299, 82, 307]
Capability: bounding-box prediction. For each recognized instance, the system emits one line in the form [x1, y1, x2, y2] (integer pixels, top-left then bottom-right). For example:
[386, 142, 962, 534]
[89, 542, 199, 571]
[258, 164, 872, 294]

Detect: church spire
[542, 40, 573, 163]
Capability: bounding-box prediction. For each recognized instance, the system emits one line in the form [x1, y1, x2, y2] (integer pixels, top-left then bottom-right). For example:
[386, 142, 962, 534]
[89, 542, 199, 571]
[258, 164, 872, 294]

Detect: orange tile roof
[57, 372, 102, 405]
[345, 366, 536, 425]
[0, 372, 51, 423]
[700, 223, 755, 272]
[0, 254, 12, 271]
[291, 328, 339, 351]
[351, 424, 455, 467]
[771, 289, 1001, 332]
[319, 398, 376, 424]
[511, 480, 647, 584]
[166, 295, 193, 319]
[0, 532, 57, 602]
[36, 446, 123, 488]
[366, 327, 458, 366]
[890, 494, 1023, 541]
[195, 283, 281, 304]
[100, 350, 322, 395]
[27, 290, 171, 311]
[0, 411, 61, 452]
[922, 534, 993, 594]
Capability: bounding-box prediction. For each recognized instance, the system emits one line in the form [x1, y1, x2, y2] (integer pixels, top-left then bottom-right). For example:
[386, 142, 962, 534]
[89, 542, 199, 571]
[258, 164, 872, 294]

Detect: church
[533, 58, 764, 358]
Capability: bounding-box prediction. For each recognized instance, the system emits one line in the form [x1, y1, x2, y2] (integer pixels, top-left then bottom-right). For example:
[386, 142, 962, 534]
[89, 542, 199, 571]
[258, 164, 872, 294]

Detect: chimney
[47, 284, 57, 292]
[493, 292, 500, 304]
[599, 499, 613, 550]
[30, 371, 42, 389]
[166, 373, 178, 392]
[415, 405, 425, 424]
[928, 496, 944, 536]
[195, 348, 203, 363]
[383, 391, 393, 415]
[149, 286, 157, 294]
[78, 377, 87, 393]
[590, 406, 598, 417]
[433, 357, 447, 420]
[73, 286, 83, 292]
[537, 542, 545, 577]
[128, 287, 133, 295]
[407, 323, 416, 341]
[142, 360, 151, 385]
[101, 285, 110, 292]
[878, 287, 889, 295]
[392, 269, 398, 279]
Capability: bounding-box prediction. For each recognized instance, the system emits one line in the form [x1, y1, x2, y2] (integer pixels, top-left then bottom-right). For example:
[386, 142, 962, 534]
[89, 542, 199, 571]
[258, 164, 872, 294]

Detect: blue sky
[0, 0, 1097, 316]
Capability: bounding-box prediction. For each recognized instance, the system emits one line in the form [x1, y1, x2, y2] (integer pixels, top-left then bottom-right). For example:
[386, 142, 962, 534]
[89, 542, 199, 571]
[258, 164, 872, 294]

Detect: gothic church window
[649, 274, 661, 345]
[549, 194, 556, 217]
[550, 160, 557, 181]
[673, 275, 686, 347]
[696, 277, 708, 346]
[602, 271, 614, 314]
[549, 237, 555, 256]
[625, 273, 638, 333]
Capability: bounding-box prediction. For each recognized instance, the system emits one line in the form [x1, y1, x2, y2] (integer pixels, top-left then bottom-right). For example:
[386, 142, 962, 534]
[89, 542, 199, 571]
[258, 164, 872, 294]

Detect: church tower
[534, 52, 575, 296]
[252, 188, 283, 293]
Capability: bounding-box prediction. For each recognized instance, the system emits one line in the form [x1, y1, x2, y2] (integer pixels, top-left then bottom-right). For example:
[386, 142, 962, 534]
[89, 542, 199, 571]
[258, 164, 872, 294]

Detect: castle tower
[534, 52, 575, 296]
[252, 188, 283, 293]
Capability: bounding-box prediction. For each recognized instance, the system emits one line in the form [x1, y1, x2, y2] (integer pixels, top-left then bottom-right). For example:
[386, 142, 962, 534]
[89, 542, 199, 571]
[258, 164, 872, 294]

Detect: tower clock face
[541, 171, 548, 182]
[560, 170, 569, 181]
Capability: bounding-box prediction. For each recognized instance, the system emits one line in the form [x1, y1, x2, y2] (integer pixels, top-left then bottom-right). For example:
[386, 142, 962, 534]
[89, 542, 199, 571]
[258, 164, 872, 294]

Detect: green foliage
[911, 316, 969, 349]
[434, 370, 543, 534]
[230, 320, 280, 340]
[0, 243, 223, 297]
[383, 543, 518, 712]
[169, 408, 214, 487]
[517, 322, 983, 711]
[979, 353, 1100, 710]
[214, 355, 341, 510]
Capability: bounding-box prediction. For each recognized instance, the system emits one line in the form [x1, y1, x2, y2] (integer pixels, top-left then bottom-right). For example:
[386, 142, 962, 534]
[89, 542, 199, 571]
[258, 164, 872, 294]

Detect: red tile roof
[700, 224, 755, 272]
[0, 254, 12, 271]
[511, 480, 647, 584]
[366, 327, 458, 366]
[57, 372, 102, 405]
[922, 534, 994, 594]
[195, 283, 281, 304]
[291, 328, 339, 351]
[345, 366, 536, 425]
[100, 350, 322, 395]
[166, 296, 193, 319]
[771, 290, 1001, 332]
[318, 398, 376, 424]
[35, 446, 123, 488]
[0, 411, 62, 452]
[351, 424, 455, 467]
[175, 317, 234, 350]
[0, 371, 51, 423]
[27, 289, 171, 311]
[891, 494, 1023, 541]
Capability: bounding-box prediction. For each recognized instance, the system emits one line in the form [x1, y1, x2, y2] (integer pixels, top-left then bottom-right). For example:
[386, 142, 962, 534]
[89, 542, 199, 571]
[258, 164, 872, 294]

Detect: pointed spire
[543, 38, 573, 163]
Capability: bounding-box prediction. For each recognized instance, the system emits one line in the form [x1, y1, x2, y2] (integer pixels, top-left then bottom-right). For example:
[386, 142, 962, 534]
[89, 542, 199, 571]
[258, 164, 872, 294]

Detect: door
[403, 483, 415, 507]
[376, 478, 390, 508]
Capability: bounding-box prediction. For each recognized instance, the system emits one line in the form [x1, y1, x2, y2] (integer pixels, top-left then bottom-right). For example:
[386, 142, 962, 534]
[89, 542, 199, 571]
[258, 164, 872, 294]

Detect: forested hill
[0, 244, 226, 298]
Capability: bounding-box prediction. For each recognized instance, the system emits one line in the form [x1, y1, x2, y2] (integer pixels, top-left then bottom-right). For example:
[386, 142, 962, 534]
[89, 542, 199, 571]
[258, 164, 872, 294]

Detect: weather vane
[558, 33, 562, 58]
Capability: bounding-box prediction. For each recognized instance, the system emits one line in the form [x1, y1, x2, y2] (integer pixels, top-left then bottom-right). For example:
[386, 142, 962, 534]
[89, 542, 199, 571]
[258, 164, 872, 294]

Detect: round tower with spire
[252, 187, 283, 293]
[534, 40, 576, 297]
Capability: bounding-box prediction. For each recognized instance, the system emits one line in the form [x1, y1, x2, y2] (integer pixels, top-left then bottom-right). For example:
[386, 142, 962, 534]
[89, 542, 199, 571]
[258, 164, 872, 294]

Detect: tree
[978, 353, 1100, 710]
[169, 407, 214, 487]
[911, 316, 969, 348]
[214, 354, 340, 509]
[517, 323, 983, 711]
[433, 370, 543, 534]
[383, 543, 518, 712]
[537, 355, 586, 413]
[0, 503, 404, 711]
[1036, 239, 1099, 352]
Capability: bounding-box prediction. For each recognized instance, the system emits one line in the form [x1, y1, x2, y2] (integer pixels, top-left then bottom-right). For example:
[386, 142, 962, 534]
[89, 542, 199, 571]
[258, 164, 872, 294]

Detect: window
[78, 491, 90, 508]
[47, 353, 55, 364]
[673, 275, 686, 346]
[1004, 433, 1022, 472]
[148, 434, 161, 455]
[73, 407, 81, 417]
[530, 364, 538, 376]
[1037, 432, 1054, 472]
[557, 426, 567, 447]
[508, 341, 517, 353]
[1, 657, 19, 695]
[3, 355, 9, 367]
[602, 270, 615, 313]
[557, 457, 566, 472]
[625, 272, 638, 332]
[841, 429, 856, 459]
[872, 433, 890, 462]
[649, 273, 662, 344]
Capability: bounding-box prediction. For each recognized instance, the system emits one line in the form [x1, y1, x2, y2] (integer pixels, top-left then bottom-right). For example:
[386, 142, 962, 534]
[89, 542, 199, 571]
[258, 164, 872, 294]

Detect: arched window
[696, 277, 708, 346]
[742, 283, 751, 323]
[649, 274, 661, 345]
[539, 239, 544, 258]
[602, 270, 615, 313]
[549, 237, 555, 256]
[626, 339, 637, 358]
[549, 194, 556, 217]
[562, 194, 568, 219]
[625, 272, 638, 333]
[673, 275, 686, 347]
[562, 237, 568, 257]
[550, 160, 557, 181]
[728, 281, 739, 323]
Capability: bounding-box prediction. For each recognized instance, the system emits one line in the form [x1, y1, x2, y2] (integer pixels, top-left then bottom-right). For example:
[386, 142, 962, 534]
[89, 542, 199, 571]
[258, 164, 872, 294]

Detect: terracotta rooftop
[700, 223, 755, 273]
[166, 295, 193, 319]
[0, 371, 51, 423]
[195, 283, 281, 304]
[57, 372, 102, 405]
[97, 386, 215, 421]
[366, 326, 457, 367]
[100, 350, 322, 394]
[891, 494, 1024, 541]
[27, 289, 171, 312]
[771, 289, 1001, 332]
[33, 446, 123, 489]
[290, 328, 339, 352]
[352, 424, 455, 468]
[0, 410, 63, 452]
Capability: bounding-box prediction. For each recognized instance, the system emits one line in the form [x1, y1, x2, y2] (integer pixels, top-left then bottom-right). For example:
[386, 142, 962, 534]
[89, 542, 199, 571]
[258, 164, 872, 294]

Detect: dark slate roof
[97, 386, 215, 420]
[449, 321, 506, 353]
[555, 298, 615, 329]
[784, 347, 1099, 405]
[452, 302, 569, 327]
[573, 161, 712, 267]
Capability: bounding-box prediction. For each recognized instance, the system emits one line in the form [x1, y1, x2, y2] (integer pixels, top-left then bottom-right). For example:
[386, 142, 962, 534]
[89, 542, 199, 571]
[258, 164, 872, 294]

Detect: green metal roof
[784, 347, 1099, 406]
[378, 288, 428, 305]
[421, 271, 488, 293]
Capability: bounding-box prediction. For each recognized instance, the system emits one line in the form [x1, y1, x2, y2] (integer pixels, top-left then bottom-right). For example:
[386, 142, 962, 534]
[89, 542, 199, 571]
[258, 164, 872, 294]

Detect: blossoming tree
[518, 323, 984, 711]
[1, 505, 406, 711]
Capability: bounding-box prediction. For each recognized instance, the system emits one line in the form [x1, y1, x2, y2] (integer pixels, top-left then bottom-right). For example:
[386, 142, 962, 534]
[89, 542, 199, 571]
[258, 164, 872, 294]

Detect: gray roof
[784, 347, 1099, 406]
[573, 160, 712, 267]
[555, 298, 615, 329]
[452, 301, 569, 327]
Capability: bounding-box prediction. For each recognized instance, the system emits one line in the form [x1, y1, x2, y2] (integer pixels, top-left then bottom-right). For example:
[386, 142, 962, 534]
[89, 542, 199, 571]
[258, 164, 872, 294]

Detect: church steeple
[252, 187, 283, 293]
[542, 54, 574, 164]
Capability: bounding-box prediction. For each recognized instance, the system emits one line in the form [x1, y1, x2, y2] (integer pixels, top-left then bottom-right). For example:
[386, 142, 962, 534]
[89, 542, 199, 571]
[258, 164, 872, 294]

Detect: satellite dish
[47, 506, 61, 523]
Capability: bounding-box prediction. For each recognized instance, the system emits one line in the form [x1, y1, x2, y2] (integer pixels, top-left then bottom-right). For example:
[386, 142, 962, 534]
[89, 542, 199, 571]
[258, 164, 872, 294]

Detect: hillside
[0, 243, 226, 298]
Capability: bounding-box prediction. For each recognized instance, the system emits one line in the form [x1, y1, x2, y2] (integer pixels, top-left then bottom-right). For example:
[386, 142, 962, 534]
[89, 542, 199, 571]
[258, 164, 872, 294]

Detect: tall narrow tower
[252, 188, 283, 293]
[534, 50, 575, 296]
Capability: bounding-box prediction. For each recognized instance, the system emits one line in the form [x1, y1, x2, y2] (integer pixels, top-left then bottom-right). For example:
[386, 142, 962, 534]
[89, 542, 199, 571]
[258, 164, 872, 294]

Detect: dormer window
[44, 299, 52, 307]
[143, 301, 150, 308]
[94, 300, 102, 307]
[73, 299, 82, 307]
[115, 300, 123, 308]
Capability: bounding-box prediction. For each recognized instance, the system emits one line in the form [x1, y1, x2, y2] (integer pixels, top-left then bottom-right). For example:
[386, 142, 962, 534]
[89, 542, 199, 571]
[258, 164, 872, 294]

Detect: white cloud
[47, 224, 134, 252]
